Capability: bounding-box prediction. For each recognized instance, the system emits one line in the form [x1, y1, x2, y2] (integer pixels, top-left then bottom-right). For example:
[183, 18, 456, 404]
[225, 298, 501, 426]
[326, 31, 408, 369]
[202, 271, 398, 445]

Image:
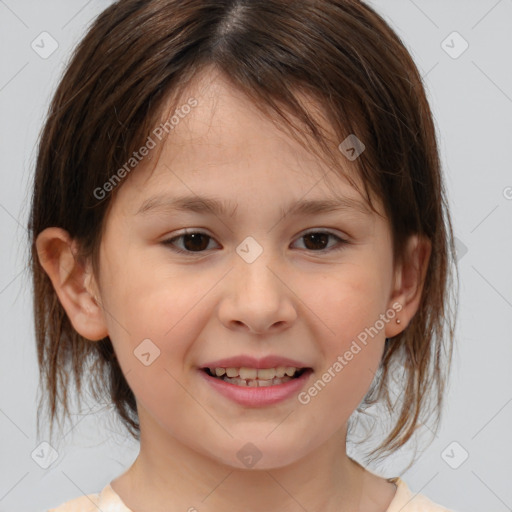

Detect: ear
[35, 227, 108, 341]
[385, 234, 431, 338]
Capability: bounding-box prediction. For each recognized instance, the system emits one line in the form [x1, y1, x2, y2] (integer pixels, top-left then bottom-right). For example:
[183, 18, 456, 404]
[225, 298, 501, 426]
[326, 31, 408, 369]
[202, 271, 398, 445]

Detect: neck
[111, 412, 371, 512]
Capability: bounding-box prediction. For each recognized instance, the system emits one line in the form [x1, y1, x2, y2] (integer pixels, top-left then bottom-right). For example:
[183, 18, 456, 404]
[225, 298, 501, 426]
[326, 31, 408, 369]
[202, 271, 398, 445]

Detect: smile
[199, 367, 314, 407]
[203, 366, 308, 386]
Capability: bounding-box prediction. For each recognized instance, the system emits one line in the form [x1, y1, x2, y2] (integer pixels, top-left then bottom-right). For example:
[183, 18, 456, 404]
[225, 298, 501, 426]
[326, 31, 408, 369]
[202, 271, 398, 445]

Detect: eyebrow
[135, 193, 372, 219]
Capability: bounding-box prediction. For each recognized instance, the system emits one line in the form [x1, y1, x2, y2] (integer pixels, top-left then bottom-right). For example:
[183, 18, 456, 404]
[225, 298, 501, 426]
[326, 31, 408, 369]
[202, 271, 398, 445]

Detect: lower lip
[198, 369, 313, 407]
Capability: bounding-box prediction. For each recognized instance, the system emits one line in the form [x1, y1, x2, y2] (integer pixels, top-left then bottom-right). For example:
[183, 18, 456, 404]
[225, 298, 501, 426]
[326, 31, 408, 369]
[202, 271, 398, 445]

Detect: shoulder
[47, 495, 100, 512]
[46, 482, 132, 512]
[46, 488, 102, 512]
[387, 477, 458, 512]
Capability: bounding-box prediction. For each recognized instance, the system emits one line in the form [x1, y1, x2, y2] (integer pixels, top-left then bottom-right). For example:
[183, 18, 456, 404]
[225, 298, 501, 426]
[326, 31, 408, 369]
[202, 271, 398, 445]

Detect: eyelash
[161, 229, 349, 255]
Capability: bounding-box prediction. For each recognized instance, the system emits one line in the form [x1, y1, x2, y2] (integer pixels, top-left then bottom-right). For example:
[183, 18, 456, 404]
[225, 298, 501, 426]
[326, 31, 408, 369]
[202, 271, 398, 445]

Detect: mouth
[201, 366, 311, 387]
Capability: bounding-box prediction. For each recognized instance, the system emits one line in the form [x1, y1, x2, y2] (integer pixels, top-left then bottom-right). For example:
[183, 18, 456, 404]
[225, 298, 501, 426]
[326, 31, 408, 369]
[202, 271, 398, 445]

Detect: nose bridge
[220, 234, 296, 333]
[234, 234, 280, 298]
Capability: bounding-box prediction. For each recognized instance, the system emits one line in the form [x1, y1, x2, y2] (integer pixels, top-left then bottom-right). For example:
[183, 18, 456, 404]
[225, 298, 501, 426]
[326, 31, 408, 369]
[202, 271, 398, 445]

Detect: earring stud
[396, 318, 401, 324]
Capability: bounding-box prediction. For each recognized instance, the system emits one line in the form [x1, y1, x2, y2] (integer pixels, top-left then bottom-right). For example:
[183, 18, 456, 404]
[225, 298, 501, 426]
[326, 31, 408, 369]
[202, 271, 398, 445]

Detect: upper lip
[200, 355, 312, 369]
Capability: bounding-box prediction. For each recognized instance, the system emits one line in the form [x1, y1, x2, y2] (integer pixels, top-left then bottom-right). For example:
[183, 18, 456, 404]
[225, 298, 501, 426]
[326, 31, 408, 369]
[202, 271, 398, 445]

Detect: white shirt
[47, 477, 457, 511]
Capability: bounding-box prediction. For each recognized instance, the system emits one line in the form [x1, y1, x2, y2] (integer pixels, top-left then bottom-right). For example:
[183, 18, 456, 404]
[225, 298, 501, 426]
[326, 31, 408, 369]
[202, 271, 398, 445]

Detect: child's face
[88, 68, 406, 469]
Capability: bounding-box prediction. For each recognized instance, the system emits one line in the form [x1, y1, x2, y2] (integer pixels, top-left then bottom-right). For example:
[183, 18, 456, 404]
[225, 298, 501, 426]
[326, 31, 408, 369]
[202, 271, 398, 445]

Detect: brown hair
[28, 0, 457, 465]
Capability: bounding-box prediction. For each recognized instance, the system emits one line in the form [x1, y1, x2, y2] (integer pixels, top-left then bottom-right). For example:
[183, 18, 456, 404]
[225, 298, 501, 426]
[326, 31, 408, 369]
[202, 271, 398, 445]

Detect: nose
[217, 244, 297, 335]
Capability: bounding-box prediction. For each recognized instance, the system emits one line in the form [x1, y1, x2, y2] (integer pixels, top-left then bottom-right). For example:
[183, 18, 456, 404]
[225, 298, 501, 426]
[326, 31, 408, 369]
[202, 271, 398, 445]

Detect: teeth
[206, 366, 308, 387]
[222, 375, 293, 386]
[239, 367, 258, 380]
[257, 368, 276, 379]
[276, 366, 286, 378]
[210, 366, 300, 379]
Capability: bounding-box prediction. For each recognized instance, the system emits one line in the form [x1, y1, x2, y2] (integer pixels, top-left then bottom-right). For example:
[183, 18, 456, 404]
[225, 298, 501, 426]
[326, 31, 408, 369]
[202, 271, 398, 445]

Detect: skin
[37, 66, 430, 512]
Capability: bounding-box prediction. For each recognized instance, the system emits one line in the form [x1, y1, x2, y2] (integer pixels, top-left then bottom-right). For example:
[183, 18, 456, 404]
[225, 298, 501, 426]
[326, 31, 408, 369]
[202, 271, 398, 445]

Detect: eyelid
[162, 228, 219, 254]
[161, 228, 350, 255]
[295, 229, 350, 252]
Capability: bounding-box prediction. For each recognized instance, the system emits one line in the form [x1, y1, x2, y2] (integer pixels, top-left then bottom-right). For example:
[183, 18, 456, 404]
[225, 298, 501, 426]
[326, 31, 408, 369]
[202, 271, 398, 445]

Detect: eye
[162, 230, 218, 254]
[161, 229, 348, 255]
[292, 230, 348, 252]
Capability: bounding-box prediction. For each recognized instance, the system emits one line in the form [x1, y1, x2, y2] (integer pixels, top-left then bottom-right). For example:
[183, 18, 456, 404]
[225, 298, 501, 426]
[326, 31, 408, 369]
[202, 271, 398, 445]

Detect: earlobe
[385, 235, 431, 339]
[35, 227, 108, 341]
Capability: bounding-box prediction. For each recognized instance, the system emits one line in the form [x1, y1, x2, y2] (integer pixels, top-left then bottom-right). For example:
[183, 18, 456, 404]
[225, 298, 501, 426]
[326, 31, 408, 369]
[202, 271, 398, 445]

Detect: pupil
[184, 234, 328, 252]
[304, 233, 328, 250]
[184, 233, 209, 251]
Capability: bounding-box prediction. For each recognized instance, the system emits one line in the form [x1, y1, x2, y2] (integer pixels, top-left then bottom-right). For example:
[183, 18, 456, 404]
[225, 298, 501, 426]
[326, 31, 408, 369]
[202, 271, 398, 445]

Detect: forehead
[114, 67, 376, 216]
[159, 70, 333, 169]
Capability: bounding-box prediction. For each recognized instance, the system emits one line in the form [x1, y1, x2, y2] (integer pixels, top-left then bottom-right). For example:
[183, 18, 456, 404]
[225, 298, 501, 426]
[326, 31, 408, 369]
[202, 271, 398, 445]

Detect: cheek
[302, 262, 389, 341]
[295, 265, 388, 406]
[100, 254, 226, 394]
[101, 276, 209, 426]
[105, 276, 207, 360]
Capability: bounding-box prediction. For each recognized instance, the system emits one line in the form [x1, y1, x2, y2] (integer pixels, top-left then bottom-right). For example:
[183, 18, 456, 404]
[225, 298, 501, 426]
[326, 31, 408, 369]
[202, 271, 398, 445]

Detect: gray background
[1, 1, 511, 511]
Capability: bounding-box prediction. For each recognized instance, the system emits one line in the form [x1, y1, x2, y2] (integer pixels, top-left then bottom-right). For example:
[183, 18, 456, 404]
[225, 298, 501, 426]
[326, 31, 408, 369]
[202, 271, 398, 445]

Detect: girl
[30, 0, 458, 511]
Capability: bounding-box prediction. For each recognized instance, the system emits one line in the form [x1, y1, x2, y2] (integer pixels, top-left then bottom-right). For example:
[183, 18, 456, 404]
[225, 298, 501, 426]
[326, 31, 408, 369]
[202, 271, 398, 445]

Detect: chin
[211, 440, 306, 471]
